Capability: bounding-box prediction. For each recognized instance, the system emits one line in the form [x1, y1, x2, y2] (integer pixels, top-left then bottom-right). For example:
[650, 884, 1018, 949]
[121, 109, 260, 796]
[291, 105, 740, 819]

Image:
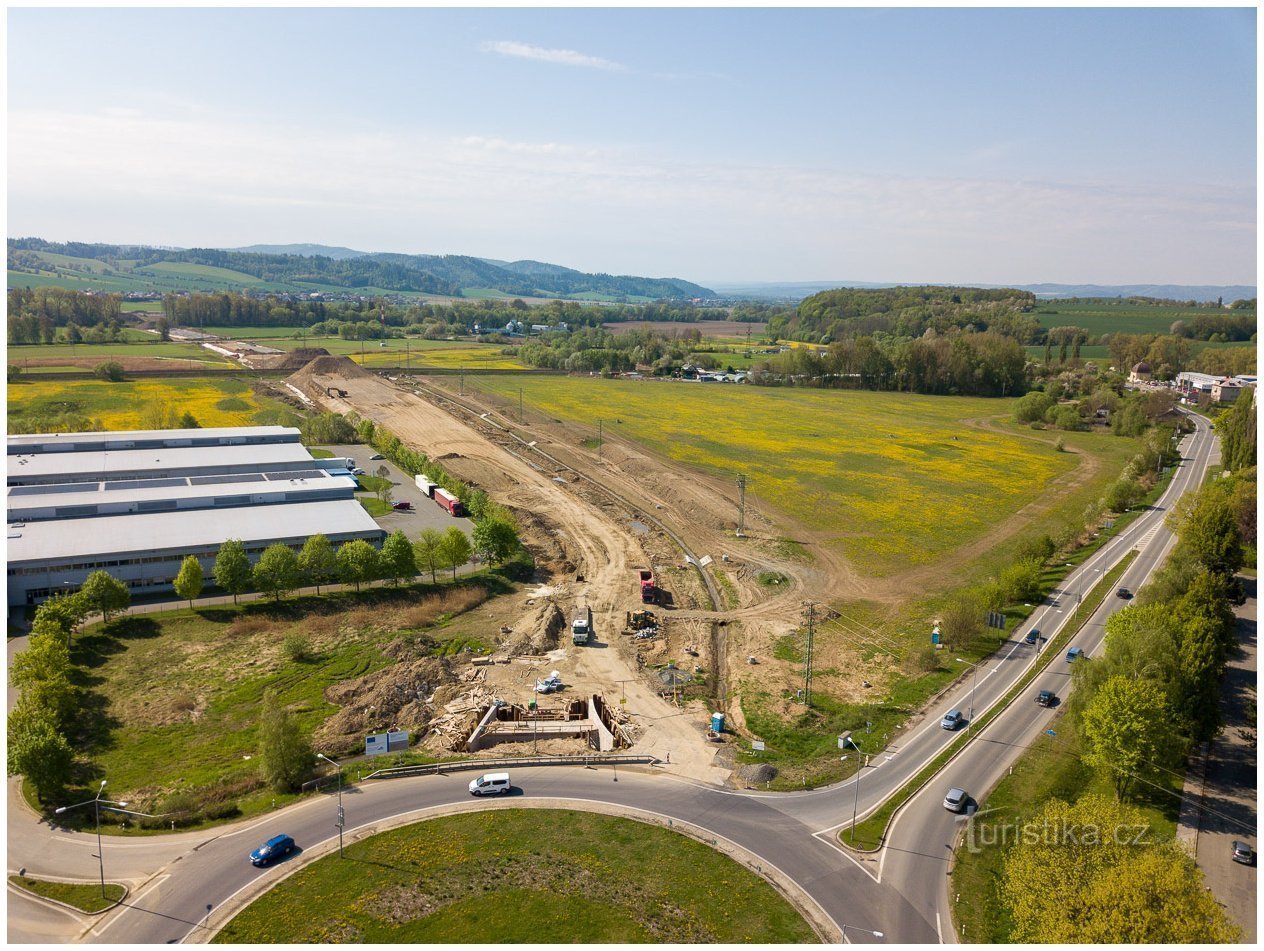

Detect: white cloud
[480, 40, 625, 72]
[6, 109, 1253, 284]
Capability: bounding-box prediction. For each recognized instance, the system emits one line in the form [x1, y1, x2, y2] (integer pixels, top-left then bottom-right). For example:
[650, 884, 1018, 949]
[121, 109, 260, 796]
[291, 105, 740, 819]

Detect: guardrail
[362, 754, 657, 781]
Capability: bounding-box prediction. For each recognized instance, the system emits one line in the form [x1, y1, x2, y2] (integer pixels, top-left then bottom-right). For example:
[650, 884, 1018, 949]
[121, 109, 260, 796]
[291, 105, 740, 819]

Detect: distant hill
[229, 243, 368, 260]
[7, 238, 715, 301]
[709, 280, 1256, 304]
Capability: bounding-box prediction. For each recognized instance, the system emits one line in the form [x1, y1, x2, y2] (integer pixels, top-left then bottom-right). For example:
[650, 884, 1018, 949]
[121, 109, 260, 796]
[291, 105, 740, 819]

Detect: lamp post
[316, 753, 345, 858]
[54, 780, 113, 899]
[843, 738, 869, 845]
[956, 657, 982, 725]
[527, 668, 541, 754]
[839, 922, 885, 941]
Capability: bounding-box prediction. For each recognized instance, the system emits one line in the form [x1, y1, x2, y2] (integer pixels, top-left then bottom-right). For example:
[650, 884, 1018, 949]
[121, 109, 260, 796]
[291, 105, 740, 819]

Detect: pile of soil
[734, 762, 778, 786]
[314, 655, 457, 752]
[500, 599, 566, 656]
[247, 347, 332, 371]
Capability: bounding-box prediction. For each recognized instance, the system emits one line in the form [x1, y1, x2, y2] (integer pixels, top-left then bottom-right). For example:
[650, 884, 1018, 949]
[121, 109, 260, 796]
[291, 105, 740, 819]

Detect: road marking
[91, 873, 168, 938]
[7, 882, 85, 922]
[810, 827, 881, 883]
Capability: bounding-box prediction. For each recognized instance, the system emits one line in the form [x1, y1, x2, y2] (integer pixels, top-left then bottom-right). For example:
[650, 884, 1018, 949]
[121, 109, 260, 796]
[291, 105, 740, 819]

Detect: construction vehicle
[572, 603, 593, 645]
[638, 568, 657, 604]
[627, 609, 656, 631]
[325, 386, 348, 399]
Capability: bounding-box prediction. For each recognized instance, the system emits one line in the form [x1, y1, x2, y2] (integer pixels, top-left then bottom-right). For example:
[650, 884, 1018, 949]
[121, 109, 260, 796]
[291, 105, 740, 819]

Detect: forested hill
[773, 285, 1039, 343]
[7, 238, 715, 301]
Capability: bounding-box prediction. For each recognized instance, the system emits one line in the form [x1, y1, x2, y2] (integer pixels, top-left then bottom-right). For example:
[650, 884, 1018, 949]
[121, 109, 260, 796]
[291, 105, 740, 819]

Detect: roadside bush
[284, 633, 314, 663]
[93, 361, 125, 382]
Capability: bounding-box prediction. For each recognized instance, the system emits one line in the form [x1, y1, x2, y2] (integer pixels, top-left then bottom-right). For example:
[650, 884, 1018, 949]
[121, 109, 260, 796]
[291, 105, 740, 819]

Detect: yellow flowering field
[470, 376, 1081, 575]
[8, 377, 276, 431]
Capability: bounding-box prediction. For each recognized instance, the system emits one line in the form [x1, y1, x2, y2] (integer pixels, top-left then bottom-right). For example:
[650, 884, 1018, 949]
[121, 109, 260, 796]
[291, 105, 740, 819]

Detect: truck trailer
[572, 603, 593, 645]
[414, 475, 437, 497]
[434, 488, 466, 517]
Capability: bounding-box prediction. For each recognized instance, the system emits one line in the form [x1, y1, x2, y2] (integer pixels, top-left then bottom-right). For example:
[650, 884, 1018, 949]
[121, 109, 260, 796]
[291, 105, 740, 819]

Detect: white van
[468, 772, 512, 796]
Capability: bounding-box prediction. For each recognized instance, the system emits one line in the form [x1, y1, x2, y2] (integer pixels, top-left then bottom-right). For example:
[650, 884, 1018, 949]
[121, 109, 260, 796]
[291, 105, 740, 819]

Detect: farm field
[1023, 339, 1252, 366]
[213, 809, 817, 943]
[8, 340, 235, 363]
[7, 376, 287, 432]
[467, 377, 1112, 576]
[1031, 300, 1255, 336]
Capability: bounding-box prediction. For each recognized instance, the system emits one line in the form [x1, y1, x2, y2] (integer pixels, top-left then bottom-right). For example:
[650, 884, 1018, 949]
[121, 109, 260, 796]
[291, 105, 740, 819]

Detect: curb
[7, 877, 130, 916]
[194, 797, 841, 944]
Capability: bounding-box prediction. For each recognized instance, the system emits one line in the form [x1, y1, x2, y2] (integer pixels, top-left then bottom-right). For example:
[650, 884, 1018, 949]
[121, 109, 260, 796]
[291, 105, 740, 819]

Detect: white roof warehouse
[6, 427, 384, 608]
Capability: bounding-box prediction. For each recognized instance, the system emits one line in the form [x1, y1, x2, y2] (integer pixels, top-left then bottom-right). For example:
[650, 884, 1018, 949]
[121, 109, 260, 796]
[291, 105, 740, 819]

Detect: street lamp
[843, 737, 869, 844]
[315, 753, 345, 858]
[956, 658, 983, 724]
[527, 668, 541, 754]
[840, 922, 885, 941]
[55, 780, 114, 899]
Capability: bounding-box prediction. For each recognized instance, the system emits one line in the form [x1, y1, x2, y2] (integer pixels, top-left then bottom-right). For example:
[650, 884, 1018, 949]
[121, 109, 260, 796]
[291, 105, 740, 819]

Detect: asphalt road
[7, 415, 1221, 944]
[1194, 576, 1257, 939]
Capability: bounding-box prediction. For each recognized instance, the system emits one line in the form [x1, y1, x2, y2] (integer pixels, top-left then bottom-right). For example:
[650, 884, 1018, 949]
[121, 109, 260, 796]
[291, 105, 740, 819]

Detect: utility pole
[735, 474, 748, 537]
[519, 387, 524, 424]
[803, 601, 818, 708]
[598, 419, 603, 461]
[459, 366, 464, 396]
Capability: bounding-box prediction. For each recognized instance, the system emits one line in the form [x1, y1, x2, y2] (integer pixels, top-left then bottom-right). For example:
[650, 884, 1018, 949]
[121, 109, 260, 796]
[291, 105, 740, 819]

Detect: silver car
[943, 787, 968, 813]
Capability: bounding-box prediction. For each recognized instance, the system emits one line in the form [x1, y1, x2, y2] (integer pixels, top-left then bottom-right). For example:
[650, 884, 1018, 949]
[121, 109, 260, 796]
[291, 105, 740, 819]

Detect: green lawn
[8, 876, 125, 913]
[213, 810, 819, 943]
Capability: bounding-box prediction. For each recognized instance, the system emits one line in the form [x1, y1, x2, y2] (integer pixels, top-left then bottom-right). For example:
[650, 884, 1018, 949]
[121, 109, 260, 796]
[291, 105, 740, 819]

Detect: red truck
[434, 488, 466, 517]
[638, 568, 656, 604]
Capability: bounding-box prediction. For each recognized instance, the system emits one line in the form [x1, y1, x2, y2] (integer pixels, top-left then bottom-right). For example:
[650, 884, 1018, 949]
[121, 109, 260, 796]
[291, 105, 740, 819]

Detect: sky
[6, 6, 1257, 286]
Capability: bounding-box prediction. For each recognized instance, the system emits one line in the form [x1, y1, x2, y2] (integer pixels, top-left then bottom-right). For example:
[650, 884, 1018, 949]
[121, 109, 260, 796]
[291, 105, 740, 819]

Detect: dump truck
[434, 488, 466, 516]
[638, 568, 656, 604]
[572, 603, 593, 645]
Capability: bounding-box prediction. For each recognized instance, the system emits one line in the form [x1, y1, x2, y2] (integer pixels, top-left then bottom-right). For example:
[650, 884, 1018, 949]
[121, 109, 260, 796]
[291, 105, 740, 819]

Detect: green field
[213, 809, 818, 943]
[1031, 300, 1254, 336]
[8, 340, 236, 363]
[468, 377, 1128, 576]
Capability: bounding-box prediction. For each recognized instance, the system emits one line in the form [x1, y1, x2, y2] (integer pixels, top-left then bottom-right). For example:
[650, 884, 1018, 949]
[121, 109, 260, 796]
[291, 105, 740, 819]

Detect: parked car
[1066, 647, 1085, 663]
[1116, 587, 1132, 600]
[1036, 690, 1057, 707]
[369, 453, 385, 460]
[941, 709, 965, 731]
[943, 787, 969, 813]
[1024, 628, 1041, 645]
[1232, 840, 1255, 865]
[392, 501, 413, 510]
[351, 467, 366, 476]
[249, 834, 295, 867]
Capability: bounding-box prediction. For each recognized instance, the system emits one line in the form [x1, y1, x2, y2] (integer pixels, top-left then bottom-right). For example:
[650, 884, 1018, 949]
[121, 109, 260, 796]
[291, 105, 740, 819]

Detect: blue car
[1066, 647, 1085, 663]
[250, 834, 296, 867]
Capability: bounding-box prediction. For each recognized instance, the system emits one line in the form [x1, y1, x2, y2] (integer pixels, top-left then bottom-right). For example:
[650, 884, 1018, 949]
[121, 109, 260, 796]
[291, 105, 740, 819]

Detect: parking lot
[317, 444, 475, 544]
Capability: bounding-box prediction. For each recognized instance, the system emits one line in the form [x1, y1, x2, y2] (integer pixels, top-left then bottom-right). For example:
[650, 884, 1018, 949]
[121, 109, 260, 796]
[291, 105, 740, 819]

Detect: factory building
[7, 426, 385, 608]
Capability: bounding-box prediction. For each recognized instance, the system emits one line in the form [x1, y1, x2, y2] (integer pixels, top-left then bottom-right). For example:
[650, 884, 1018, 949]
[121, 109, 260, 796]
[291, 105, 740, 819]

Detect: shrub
[93, 361, 125, 382]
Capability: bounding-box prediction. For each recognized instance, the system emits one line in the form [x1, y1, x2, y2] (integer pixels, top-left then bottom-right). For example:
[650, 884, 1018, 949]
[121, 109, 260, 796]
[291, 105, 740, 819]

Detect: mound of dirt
[247, 347, 332, 371]
[286, 354, 374, 390]
[314, 656, 458, 752]
[500, 599, 566, 656]
[734, 763, 778, 786]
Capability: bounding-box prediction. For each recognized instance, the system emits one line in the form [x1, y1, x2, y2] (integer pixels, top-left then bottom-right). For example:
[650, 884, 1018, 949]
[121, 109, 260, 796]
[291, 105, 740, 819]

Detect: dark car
[250, 834, 295, 867]
[392, 501, 413, 510]
[1232, 841, 1255, 866]
[1037, 690, 1056, 707]
[1116, 587, 1132, 600]
[369, 453, 385, 460]
[1024, 629, 1041, 645]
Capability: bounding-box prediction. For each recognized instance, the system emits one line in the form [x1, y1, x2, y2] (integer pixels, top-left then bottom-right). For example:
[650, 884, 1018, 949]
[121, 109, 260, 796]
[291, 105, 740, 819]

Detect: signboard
[752, 740, 766, 752]
[365, 730, 411, 756]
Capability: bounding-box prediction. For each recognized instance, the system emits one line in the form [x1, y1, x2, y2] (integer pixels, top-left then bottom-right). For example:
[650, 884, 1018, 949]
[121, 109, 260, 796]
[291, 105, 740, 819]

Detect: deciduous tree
[258, 690, 312, 793]
[213, 539, 252, 603]
[173, 555, 204, 609]
[253, 544, 301, 601]
[440, 526, 474, 581]
[472, 514, 519, 565]
[298, 534, 337, 594]
[336, 539, 380, 592]
[80, 570, 130, 623]
[414, 528, 445, 583]
[1081, 676, 1176, 800]
[379, 531, 416, 585]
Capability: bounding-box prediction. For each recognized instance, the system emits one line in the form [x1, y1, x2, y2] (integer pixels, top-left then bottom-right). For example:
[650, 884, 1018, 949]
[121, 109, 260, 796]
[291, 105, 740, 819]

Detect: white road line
[91, 873, 168, 938]
[810, 827, 881, 882]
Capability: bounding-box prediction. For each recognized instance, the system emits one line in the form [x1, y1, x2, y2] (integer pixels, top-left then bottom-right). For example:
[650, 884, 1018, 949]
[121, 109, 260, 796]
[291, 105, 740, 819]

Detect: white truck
[572, 603, 593, 645]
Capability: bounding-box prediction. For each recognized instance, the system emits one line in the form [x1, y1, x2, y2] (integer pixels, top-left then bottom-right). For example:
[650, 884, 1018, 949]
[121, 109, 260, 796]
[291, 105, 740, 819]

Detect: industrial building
[7, 426, 385, 608]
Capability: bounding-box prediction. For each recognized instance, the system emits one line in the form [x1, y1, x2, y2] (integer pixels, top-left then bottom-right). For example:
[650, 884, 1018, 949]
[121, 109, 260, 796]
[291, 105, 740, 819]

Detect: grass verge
[8, 875, 125, 913]
[842, 551, 1137, 850]
[212, 809, 819, 943]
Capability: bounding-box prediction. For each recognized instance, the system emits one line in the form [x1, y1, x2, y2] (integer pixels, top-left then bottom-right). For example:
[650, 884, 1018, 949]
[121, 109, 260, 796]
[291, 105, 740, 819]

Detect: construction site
[279, 354, 854, 786]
